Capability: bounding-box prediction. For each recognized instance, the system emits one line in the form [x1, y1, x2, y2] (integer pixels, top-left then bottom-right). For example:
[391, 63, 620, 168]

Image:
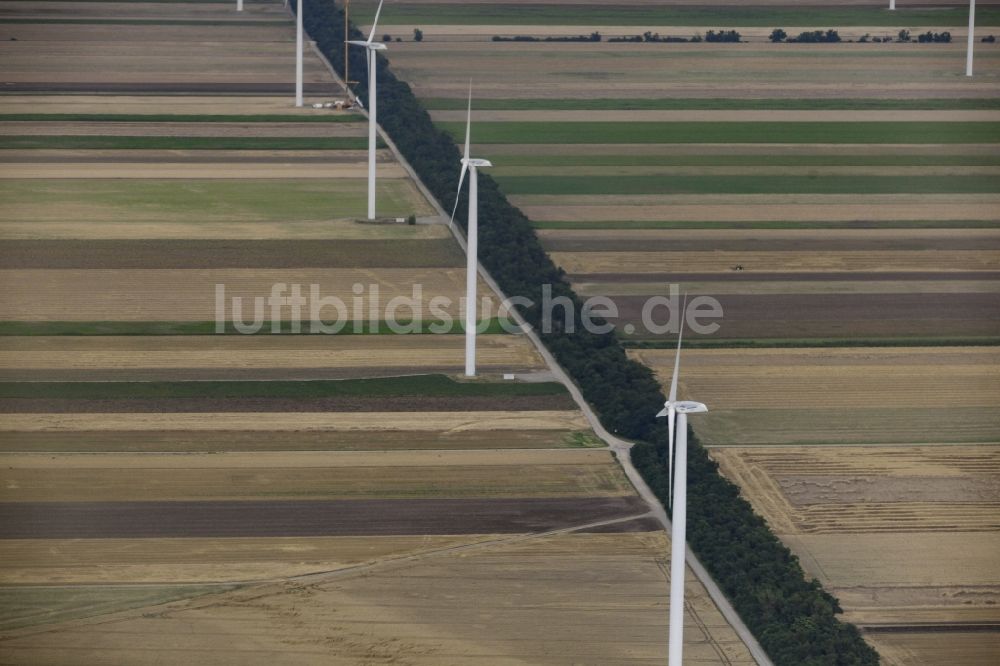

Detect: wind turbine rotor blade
[367, 0, 385, 44]
[668, 405, 675, 506]
[464, 84, 472, 162]
[449, 162, 468, 226]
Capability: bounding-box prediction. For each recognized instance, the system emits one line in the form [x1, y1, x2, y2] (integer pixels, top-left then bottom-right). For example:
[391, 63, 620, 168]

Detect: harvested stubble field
[711, 445, 1000, 662]
[0, 449, 634, 502]
[0, 17, 336, 93]
[0, 531, 756, 665]
[0, 428, 601, 453]
[390, 41, 1000, 99]
[630, 346, 1000, 445]
[0, 268, 489, 320]
[0, 410, 591, 433]
[0, 334, 544, 381]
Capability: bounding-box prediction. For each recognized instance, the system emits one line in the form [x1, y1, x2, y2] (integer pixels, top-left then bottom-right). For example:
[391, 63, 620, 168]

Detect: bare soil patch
[0, 497, 649, 538]
[616, 291, 1000, 339]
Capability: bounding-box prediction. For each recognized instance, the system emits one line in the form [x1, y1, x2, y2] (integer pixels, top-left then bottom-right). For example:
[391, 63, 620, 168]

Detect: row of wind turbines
[344, 5, 702, 663]
[246, 0, 977, 662]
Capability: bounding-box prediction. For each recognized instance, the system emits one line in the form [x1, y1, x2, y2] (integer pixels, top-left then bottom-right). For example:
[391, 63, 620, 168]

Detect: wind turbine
[968, 0, 976, 77]
[449, 87, 492, 377]
[348, 0, 387, 220]
[295, 0, 304, 107]
[656, 315, 708, 666]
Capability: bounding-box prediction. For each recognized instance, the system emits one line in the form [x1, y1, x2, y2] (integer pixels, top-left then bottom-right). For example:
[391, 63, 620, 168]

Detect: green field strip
[496, 174, 1000, 196]
[0, 114, 366, 123]
[350, 5, 1000, 28]
[0, 136, 377, 150]
[423, 98, 1000, 112]
[531, 220, 1000, 230]
[0, 585, 236, 632]
[0, 318, 514, 336]
[0, 18, 284, 25]
[0, 375, 568, 400]
[0, 179, 420, 222]
[493, 154, 1000, 168]
[439, 121, 1000, 144]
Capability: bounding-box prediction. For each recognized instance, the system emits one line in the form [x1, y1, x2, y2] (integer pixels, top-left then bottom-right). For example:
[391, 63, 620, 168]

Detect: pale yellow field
[0, 411, 591, 433]
[389, 41, 1000, 98]
[0, 334, 544, 378]
[0, 535, 499, 585]
[0, 268, 493, 321]
[630, 347, 1000, 445]
[0, 449, 633, 502]
[711, 445, 1000, 643]
[0, 217, 449, 241]
[0, 532, 756, 665]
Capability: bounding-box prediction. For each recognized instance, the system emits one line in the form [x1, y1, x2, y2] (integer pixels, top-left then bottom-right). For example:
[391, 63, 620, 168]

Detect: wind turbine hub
[676, 401, 708, 414]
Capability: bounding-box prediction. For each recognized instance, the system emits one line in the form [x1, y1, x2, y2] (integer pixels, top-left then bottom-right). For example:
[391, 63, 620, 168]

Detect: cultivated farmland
[0, 1, 759, 663]
[380, 0, 1000, 662]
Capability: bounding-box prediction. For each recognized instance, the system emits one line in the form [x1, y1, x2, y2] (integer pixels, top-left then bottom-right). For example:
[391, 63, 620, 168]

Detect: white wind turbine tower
[968, 0, 977, 77]
[656, 318, 708, 666]
[295, 0, 304, 106]
[449, 87, 492, 377]
[348, 0, 387, 220]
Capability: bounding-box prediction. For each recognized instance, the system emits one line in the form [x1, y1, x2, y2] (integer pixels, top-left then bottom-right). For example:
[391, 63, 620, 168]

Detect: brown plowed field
[0, 497, 649, 538]
[616, 292, 1000, 339]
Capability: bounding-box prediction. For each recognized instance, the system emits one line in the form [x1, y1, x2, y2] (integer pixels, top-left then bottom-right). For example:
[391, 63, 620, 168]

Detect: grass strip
[495, 154, 1000, 168]
[424, 97, 1000, 112]
[0, 375, 567, 399]
[438, 121, 1000, 144]
[498, 174, 1000, 195]
[0, 136, 377, 150]
[532, 220, 1000, 230]
[0, 114, 365, 123]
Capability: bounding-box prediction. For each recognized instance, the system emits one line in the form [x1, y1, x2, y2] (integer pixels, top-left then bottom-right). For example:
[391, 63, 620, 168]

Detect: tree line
[300, 1, 881, 663]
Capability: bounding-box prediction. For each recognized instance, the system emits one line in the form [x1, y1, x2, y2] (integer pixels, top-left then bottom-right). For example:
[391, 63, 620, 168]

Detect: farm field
[712, 445, 1000, 664]
[630, 346, 1000, 445]
[0, 532, 755, 665]
[379, 0, 1000, 663]
[0, 1, 760, 662]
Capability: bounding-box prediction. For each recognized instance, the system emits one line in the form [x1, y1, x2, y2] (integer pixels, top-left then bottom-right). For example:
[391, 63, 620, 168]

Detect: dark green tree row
[300, 1, 880, 662]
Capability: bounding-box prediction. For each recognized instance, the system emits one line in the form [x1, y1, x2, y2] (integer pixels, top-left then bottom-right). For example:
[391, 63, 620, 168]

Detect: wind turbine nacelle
[467, 158, 493, 168]
[369, 42, 388, 51]
[676, 401, 708, 414]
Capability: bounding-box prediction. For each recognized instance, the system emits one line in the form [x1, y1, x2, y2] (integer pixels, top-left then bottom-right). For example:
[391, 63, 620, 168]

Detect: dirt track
[0, 497, 648, 538]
